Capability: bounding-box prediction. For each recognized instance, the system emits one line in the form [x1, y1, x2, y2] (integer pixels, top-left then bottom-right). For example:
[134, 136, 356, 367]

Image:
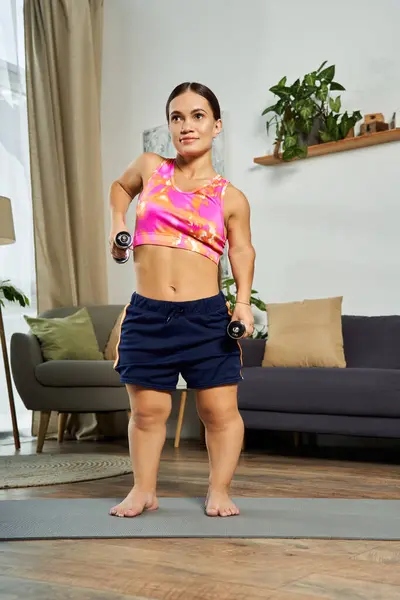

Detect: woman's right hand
[109, 221, 130, 261]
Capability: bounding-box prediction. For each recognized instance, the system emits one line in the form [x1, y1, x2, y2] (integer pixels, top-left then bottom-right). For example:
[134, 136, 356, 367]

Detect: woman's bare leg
[109, 385, 172, 517]
[196, 384, 244, 517]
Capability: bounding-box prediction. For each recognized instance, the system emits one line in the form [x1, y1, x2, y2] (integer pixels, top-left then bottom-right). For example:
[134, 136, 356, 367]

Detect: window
[0, 0, 37, 435]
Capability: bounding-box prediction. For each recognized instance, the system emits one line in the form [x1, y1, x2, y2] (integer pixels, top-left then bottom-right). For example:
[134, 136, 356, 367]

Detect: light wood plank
[254, 128, 400, 166]
[282, 573, 400, 600]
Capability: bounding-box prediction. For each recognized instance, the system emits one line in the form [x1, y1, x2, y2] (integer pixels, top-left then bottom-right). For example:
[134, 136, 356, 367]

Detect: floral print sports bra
[133, 158, 228, 264]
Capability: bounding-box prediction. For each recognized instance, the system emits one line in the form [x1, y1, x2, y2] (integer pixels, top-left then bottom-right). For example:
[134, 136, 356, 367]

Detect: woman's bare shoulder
[224, 183, 250, 212]
[138, 152, 168, 172]
[115, 153, 168, 197]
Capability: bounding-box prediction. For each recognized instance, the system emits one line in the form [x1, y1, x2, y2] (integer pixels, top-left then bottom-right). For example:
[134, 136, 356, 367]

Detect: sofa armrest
[10, 332, 44, 408]
[239, 338, 266, 367]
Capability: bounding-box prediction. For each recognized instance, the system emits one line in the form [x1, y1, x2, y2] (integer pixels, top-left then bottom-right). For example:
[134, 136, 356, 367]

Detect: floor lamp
[0, 196, 20, 450]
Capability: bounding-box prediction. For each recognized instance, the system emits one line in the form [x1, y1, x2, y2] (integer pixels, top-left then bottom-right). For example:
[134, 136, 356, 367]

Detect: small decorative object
[359, 113, 389, 135]
[221, 276, 267, 339]
[262, 61, 362, 161]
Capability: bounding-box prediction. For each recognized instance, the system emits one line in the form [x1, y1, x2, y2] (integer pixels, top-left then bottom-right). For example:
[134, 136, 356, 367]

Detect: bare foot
[205, 489, 240, 517]
[109, 487, 159, 518]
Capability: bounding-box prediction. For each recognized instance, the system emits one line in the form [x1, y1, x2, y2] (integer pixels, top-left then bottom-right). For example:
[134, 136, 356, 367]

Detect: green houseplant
[0, 279, 29, 452]
[221, 276, 267, 339]
[0, 280, 30, 308]
[262, 60, 362, 161]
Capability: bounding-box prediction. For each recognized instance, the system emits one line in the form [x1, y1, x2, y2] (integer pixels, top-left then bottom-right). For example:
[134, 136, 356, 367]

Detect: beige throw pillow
[262, 296, 346, 368]
[104, 310, 125, 361]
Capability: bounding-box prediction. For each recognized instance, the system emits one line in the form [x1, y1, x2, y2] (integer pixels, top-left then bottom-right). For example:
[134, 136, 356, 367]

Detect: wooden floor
[2, 434, 400, 600]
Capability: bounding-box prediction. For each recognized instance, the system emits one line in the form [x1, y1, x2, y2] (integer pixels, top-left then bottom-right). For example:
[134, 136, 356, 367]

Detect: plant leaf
[299, 104, 314, 120]
[283, 135, 297, 149]
[329, 95, 341, 113]
[0, 282, 30, 307]
[319, 65, 335, 82]
[316, 82, 329, 102]
[320, 131, 333, 143]
[251, 298, 266, 311]
[301, 119, 313, 134]
[262, 104, 278, 116]
[304, 73, 316, 87]
[282, 147, 297, 161]
[295, 146, 308, 159]
[269, 85, 291, 98]
[316, 60, 328, 73]
[330, 81, 345, 91]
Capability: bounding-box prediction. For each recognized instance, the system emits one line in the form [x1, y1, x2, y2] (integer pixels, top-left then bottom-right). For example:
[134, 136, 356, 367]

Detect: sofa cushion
[35, 360, 123, 387]
[240, 338, 266, 368]
[262, 296, 346, 368]
[104, 309, 125, 360]
[342, 315, 400, 369]
[238, 366, 400, 418]
[24, 308, 104, 361]
[38, 305, 125, 353]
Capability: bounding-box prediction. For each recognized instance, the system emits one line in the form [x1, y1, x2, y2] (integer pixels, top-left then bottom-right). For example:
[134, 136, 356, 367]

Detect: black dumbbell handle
[227, 320, 246, 339]
[114, 231, 132, 249]
[112, 231, 132, 264]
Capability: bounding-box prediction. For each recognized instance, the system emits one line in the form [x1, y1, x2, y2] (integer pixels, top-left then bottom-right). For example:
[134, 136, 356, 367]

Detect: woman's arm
[109, 152, 162, 222]
[108, 153, 163, 259]
[225, 185, 256, 304]
[224, 185, 256, 336]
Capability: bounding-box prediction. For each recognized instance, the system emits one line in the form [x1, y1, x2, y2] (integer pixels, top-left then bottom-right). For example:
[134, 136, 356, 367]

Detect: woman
[109, 82, 255, 518]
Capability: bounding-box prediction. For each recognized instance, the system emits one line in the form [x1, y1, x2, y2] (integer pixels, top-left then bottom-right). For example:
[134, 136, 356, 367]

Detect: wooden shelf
[253, 128, 400, 166]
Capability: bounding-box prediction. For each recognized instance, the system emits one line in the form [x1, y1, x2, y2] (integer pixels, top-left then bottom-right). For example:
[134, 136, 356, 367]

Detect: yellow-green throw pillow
[24, 307, 104, 361]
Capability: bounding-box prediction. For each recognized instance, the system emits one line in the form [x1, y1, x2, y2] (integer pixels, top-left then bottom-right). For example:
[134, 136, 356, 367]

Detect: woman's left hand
[231, 303, 254, 338]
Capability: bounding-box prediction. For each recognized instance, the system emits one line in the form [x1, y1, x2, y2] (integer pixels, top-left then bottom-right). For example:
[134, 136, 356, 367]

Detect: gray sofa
[238, 315, 400, 439]
[10, 304, 130, 452]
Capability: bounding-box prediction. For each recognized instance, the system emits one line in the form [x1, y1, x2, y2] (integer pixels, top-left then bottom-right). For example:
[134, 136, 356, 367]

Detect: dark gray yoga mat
[2, 497, 400, 540]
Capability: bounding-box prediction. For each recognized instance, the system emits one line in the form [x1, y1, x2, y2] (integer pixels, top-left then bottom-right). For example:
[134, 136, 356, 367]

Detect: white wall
[102, 0, 400, 317]
[101, 0, 400, 436]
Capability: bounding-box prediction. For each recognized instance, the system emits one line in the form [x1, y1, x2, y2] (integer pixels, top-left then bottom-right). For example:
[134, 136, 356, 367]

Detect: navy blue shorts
[114, 291, 243, 390]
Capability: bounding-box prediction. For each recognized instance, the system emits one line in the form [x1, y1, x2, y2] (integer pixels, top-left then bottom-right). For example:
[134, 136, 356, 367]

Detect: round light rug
[1, 453, 132, 489]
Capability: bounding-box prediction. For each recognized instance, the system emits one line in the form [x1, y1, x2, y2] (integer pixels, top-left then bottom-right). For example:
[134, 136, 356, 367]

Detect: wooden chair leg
[174, 390, 187, 448]
[57, 412, 69, 443]
[36, 411, 51, 453]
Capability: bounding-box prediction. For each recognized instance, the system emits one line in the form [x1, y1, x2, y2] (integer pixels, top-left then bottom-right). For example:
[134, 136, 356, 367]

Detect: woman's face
[168, 91, 221, 157]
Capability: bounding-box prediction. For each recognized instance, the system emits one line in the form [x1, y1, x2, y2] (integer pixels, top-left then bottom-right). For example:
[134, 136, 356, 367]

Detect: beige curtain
[24, 0, 119, 440]
[24, 0, 107, 311]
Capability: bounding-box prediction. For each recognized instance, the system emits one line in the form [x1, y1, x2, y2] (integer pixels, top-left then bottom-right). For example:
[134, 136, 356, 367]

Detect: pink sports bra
[133, 158, 228, 264]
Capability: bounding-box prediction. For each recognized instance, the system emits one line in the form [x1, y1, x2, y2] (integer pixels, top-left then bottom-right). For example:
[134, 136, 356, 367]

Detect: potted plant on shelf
[262, 61, 362, 161]
[221, 276, 267, 339]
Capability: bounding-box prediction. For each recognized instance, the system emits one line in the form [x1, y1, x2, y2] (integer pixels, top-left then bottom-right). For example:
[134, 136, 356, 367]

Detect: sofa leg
[57, 413, 69, 443]
[293, 432, 301, 448]
[37, 411, 51, 453]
